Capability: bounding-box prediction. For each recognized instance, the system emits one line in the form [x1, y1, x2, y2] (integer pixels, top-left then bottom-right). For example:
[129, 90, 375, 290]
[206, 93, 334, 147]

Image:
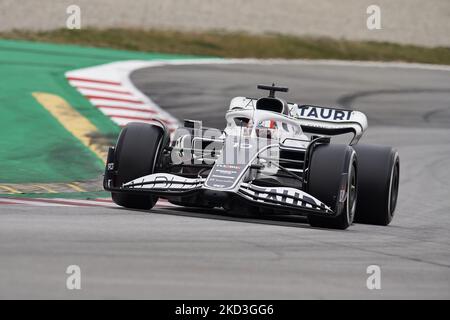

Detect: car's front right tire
[307, 144, 357, 230]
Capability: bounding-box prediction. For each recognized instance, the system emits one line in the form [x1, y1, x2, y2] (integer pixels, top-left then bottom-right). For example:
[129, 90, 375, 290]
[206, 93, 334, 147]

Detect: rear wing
[290, 104, 368, 144]
[228, 97, 368, 145]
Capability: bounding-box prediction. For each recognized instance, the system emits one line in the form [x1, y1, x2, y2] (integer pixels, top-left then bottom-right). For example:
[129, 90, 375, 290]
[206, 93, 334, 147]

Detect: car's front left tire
[111, 122, 167, 210]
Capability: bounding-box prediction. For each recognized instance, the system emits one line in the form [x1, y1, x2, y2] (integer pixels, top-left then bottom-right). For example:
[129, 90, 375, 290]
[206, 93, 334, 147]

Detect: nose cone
[203, 190, 229, 206]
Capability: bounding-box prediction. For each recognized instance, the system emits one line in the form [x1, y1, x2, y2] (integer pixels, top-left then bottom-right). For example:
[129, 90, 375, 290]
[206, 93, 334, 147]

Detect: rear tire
[307, 144, 357, 230]
[112, 122, 167, 210]
[353, 144, 400, 226]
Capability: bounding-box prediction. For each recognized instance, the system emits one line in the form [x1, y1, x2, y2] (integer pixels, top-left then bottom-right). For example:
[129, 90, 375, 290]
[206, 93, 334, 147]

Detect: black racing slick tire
[112, 122, 167, 210]
[307, 144, 357, 230]
[353, 144, 400, 226]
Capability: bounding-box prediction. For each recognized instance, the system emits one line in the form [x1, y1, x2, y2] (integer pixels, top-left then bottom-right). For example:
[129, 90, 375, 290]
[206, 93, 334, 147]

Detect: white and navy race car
[104, 84, 399, 229]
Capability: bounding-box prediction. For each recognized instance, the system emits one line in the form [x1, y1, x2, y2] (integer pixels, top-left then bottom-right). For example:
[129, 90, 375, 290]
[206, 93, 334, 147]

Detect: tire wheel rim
[347, 161, 357, 224]
[389, 160, 400, 217]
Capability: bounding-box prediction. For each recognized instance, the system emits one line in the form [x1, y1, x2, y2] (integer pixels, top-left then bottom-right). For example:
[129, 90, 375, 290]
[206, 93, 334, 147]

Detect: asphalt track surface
[1, 62, 450, 299]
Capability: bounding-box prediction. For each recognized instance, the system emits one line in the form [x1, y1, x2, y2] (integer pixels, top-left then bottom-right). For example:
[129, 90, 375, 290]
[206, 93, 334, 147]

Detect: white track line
[66, 61, 180, 130]
[77, 88, 134, 100]
[68, 80, 126, 92]
[52, 198, 119, 207]
[148, 58, 450, 72]
[96, 105, 158, 114]
[66, 76, 121, 86]
[0, 197, 180, 209]
[0, 198, 76, 207]
[98, 108, 156, 118]
[86, 99, 152, 109]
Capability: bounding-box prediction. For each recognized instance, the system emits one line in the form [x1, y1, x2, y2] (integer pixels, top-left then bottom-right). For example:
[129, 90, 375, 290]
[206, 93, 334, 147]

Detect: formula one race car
[104, 84, 399, 229]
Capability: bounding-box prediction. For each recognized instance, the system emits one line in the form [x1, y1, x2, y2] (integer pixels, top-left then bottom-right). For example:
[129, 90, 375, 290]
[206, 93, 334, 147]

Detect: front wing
[104, 169, 335, 217]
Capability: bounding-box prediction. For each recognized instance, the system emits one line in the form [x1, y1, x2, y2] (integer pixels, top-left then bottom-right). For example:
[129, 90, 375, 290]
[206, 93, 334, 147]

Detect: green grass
[1, 28, 450, 65]
[0, 38, 193, 185]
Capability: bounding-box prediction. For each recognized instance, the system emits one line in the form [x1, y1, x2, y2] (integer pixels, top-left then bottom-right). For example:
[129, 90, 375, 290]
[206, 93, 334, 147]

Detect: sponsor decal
[298, 105, 352, 121]
[205, 164, 246, 189]
[240, 183, 332, 213]
[124, 173, 203, 190]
